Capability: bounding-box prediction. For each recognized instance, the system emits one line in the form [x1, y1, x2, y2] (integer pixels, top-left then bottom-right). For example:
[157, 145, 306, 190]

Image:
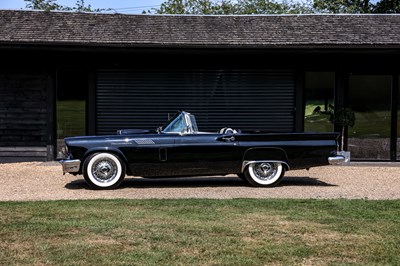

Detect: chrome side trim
[328, 156, 346, 165]
[242, 160, 290, 173]
[59, 159, 81, 174]
[133, 139, 155, 145]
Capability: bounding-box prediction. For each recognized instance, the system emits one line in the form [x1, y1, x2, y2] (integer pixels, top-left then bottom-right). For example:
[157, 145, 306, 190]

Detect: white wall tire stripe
[248, 162, 283, 185]
[86, 153, 122, 188]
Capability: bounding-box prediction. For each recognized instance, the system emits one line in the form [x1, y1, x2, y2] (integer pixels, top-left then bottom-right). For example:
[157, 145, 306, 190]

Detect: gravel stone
[1, 162, 400, 201]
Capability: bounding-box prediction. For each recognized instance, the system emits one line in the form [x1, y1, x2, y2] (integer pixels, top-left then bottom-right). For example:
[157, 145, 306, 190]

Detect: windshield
[162, 113, 187, 133]
[160, 112, 181, 132]
[160, 111, 198, 134]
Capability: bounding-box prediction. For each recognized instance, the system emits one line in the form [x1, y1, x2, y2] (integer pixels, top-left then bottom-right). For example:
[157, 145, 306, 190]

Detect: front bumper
[59, 159, 81, 174]
[328, 155, 346, 165]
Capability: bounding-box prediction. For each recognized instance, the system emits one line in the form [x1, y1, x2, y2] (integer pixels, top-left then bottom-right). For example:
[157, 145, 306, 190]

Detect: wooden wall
[0, 72, 50, 162]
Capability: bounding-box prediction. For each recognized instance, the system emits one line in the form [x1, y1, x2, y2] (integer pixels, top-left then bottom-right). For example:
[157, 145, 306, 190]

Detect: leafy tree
[24, 0, 400, 15]
[147, 0, 237, 15]
[331, 107, 356, 151]
[236, 0, 313, 14]
[313, 0, 373, 13]
[313, 0, 400, 14]
[374, 0, 400, 13]
[71, 0, 103, 12]
[24, 0, 107, 12]
[24, 0, 62, 11]
[148, 0, 313, 14]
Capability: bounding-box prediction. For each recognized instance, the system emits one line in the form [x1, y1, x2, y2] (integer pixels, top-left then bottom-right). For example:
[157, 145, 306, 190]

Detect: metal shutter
[96, 70, 295, 135]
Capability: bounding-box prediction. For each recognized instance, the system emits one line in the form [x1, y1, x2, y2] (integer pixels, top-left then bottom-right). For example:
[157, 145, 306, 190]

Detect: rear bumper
[328, 155, 346, 165]
[59, 159, 81, 174]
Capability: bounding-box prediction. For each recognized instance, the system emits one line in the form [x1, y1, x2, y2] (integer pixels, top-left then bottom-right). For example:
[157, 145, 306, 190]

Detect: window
[56, 70, 87, 158]
[348, 75, 392, 160]
[304, 72, 335, 132]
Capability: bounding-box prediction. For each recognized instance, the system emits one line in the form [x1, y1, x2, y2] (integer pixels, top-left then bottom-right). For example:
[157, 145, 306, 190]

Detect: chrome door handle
[220, 136, 235, 142]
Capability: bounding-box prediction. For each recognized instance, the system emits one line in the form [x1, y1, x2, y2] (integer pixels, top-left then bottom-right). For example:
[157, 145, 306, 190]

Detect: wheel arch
[83, 147, 128, 165]
[242, 147, 290, 172]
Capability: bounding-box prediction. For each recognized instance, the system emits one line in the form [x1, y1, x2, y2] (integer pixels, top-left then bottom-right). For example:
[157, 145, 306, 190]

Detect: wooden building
[1, 10, 400, 161]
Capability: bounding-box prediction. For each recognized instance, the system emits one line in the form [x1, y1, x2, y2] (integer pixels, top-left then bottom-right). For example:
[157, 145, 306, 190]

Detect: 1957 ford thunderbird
[60, 111, 344, 189]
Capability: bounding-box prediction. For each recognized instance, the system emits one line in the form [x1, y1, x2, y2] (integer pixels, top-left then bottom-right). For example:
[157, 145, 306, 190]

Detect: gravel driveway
[0, 162, 400, 201]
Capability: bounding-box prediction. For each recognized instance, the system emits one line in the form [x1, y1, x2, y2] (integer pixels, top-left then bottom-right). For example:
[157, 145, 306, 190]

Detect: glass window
[56, 70, 87, 158]
[348, 75, 392, 160]
[162, 113, 187, 133]
[304, 72, 335, 132]
[57, 101, 86, 138]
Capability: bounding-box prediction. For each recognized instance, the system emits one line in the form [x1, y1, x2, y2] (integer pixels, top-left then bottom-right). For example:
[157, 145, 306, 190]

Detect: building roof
[1, 10, 400, 49]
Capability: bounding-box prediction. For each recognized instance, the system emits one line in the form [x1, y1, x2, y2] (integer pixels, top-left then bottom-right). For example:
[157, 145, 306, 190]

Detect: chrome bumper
[59, 159, 81, 174]
[328, 155, 346, 165]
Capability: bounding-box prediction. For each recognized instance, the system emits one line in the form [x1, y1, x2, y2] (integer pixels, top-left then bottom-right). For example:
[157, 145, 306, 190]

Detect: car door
[120, 133, 177, 177]
[170, 133, 242, 176]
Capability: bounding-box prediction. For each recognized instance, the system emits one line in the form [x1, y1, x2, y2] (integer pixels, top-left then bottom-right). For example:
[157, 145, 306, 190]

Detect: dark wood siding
[0, 72, 49, 161]
[96, 70, 295, 135]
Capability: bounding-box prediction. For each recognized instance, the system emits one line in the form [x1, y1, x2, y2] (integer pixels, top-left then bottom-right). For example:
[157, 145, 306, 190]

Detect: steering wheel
[219, 127, 237, 134]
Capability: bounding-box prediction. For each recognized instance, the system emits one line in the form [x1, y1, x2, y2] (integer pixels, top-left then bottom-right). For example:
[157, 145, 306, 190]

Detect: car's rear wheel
[83, 153, 125, 189]
[244, 162, 285, 187]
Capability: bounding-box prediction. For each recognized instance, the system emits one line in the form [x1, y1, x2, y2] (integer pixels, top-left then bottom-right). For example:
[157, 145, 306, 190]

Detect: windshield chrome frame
[160, 111, 198, 135]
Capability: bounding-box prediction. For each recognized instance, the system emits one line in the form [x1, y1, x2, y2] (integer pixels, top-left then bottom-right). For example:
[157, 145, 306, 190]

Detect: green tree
[71, 0, 103, 12]
[374, 0, 400, 13]
[237, 0, 313, 14]
[24, 0, 62, 11]
[331, 107, 356, 151]
[24, 0, 107, 12]
[148, 0, 313, 14]
[313, 0, 400, 14]
[313, 0, 373, 13]
[147, 0, 237, 15]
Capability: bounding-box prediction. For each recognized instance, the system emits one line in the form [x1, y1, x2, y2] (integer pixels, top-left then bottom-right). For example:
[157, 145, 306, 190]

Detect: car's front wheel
[83, 153, 126, 189]
[244, 162, 285, 187]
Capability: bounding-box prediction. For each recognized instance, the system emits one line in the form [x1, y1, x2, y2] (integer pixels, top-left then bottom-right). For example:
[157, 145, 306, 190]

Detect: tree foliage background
[148, 0, 400, 14]
[24, 0, 107, 12]
[23, 0, 400, 14]
[146, 0, 314, 14]
[313, 0, 400, 13]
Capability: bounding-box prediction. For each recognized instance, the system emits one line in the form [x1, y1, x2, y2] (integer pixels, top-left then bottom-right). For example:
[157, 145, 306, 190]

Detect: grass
[304, 101, 334, 132]
[305, 102, 391, 137]
[57, 100, 86, 139]
[0, 199, 400, 265]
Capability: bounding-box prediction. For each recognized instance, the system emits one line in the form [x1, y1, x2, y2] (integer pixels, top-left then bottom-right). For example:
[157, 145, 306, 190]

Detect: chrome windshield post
[161, 111, 198, 134]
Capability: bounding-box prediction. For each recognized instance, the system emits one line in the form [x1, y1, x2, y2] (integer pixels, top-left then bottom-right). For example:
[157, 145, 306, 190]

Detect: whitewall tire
[83, 153, 126, 189]
[244, 162, 285, 187]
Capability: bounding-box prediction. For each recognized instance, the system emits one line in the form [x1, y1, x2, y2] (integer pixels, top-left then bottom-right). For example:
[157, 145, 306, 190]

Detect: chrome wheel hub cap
[253, 163, 277, 180]
[92, 159, 117, 182]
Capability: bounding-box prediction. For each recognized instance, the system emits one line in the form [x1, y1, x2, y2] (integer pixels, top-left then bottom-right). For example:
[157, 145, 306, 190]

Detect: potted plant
[331, 107, 355, 164]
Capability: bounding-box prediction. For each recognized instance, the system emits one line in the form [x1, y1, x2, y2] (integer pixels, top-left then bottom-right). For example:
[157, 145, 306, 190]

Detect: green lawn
[57, 100, 86, 139]
[0, 199, 399, 265]
[305, 102, 391, 138]
[304, 102, 334, 132]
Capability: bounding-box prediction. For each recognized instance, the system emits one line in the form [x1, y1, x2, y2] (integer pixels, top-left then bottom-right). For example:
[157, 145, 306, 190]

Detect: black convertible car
[60, 111, 344, 189]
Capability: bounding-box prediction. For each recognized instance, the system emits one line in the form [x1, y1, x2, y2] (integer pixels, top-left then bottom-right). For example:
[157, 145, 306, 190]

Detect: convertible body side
[60, 111, 343, 189]
[62, 132, 339, 177]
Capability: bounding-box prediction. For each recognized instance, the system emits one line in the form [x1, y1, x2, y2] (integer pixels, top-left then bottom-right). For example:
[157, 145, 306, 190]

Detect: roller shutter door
[96, 70, 295, 135]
